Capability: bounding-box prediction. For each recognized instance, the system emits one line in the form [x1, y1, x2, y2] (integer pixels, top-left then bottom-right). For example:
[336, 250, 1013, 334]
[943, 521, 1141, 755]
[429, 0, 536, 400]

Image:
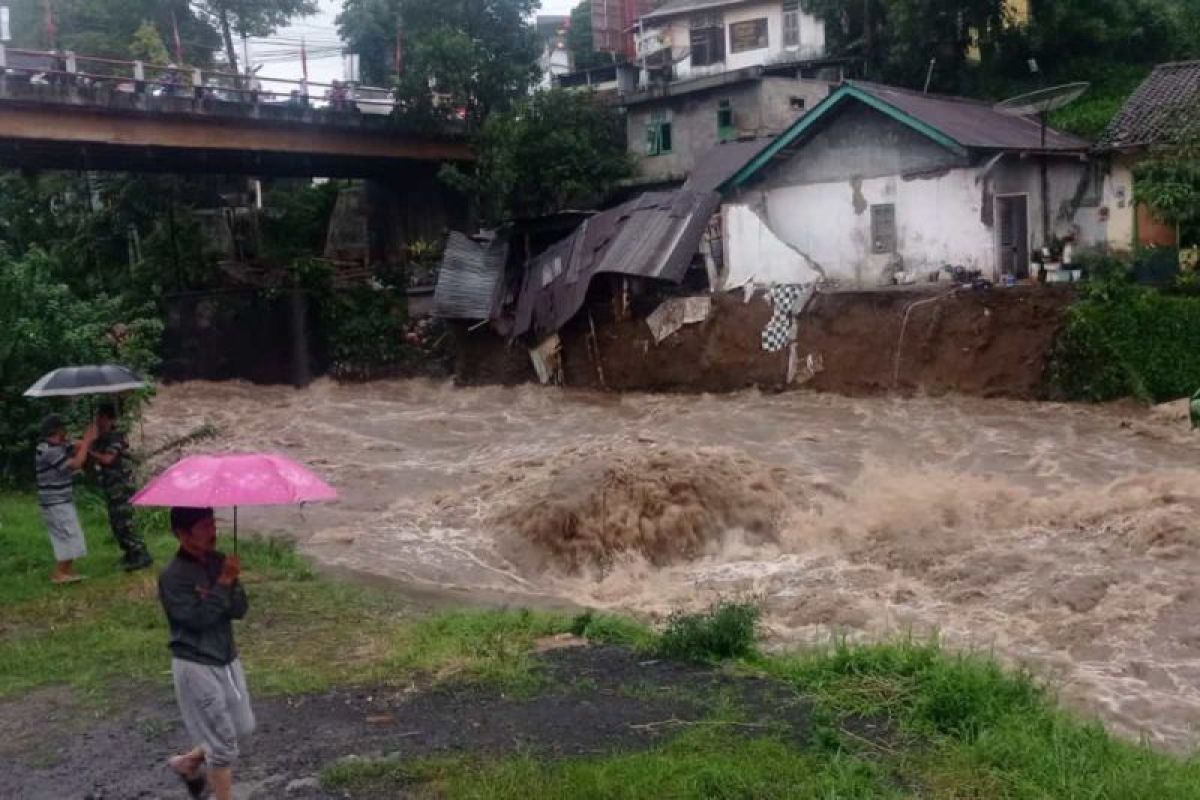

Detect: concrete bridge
[0, 49, 470, 177]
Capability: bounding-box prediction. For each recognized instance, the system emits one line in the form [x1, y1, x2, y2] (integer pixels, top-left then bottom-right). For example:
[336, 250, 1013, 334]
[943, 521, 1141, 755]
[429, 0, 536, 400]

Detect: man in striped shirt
[35, 414, 97, 584]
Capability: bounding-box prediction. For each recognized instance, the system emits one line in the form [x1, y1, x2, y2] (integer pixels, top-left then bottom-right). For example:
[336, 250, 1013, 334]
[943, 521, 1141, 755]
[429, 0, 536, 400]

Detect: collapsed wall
[455, 286, 1076, 399]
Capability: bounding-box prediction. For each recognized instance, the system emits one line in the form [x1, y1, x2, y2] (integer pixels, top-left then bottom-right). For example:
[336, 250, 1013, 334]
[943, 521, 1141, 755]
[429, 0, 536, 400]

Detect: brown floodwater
[142, 379, 1200, 750]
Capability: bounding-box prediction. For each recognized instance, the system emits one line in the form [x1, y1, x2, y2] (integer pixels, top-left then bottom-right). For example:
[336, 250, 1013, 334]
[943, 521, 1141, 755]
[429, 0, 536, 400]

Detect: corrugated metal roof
[850, 82, 1090, 152]
[1095, 61, 1200, 151]
[433, 232, 508, 320]
[683, 137, 774, 192]
[511, 190, 720, 338]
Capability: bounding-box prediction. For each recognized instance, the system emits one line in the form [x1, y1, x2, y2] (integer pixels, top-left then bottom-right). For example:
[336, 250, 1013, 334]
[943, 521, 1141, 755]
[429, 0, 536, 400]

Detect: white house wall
[753, 168, 992, 285]
[721, 203, 824, 288]
[654, 1, 825, 82]
[1102, 156, 1136, 251]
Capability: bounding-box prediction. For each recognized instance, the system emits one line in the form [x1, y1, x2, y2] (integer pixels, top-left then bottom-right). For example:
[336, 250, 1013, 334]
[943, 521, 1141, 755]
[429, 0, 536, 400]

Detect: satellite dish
[993, 82, 1089, 117]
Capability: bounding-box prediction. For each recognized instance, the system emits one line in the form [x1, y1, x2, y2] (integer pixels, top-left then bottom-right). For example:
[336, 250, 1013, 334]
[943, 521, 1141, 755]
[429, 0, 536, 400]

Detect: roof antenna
[922, 58, 936, 94]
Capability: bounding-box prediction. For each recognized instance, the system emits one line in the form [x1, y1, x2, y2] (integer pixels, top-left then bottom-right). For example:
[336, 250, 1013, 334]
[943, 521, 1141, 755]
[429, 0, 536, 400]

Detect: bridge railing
[0, 45, 398, 114]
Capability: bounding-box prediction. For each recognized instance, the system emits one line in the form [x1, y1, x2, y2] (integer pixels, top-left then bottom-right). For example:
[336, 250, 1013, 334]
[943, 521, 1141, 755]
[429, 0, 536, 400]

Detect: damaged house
[717, 81, 1101, 286]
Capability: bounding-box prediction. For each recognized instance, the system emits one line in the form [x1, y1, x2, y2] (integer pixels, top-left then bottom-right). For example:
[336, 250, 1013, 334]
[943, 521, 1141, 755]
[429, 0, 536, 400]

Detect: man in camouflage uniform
[91, 402, 153, 571]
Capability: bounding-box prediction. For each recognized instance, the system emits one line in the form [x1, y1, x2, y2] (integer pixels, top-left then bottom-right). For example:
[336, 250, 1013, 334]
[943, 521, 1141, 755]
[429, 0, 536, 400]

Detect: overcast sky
[261, 0, 577, 88]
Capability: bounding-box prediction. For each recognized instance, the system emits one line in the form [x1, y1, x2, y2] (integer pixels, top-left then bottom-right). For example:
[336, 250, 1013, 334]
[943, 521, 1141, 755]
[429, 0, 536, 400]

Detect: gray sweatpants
[172, 657, 255, 769]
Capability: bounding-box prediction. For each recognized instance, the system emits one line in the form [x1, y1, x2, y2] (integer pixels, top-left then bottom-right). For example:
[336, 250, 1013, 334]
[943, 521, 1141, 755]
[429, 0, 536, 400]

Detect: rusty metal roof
[1095, 61, 1200, 151]
[850, 82, 1089, 152]
[728, 81, 1089, 188]
[511, 190, 720, 338]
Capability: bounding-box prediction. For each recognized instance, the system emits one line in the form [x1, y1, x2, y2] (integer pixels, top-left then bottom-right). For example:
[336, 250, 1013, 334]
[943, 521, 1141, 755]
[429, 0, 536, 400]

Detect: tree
[10, 1, 219, 65]
[804, 0, 1006, 91]
[339, 0, 541, 130]
[337, 0, 402, 85]
[196, 0, 318, 77]
[130, 20, 171, 64]
[1136, 135, 1200, 246]
[442, 89, 632, 224]
[568, 1, 617, 72]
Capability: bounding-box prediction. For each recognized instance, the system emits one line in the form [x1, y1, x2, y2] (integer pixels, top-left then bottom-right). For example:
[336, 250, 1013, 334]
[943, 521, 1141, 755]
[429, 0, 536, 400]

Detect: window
[871, 204, 897, 254]
[717, 100, 735, 142]
[1079, 161, 1103, 207]
[782, 0, 800, 48]
[689, 14, 725, 67]
[646, 110, 673, 155]
[789, 95, 806, 110]
[729, 18, 769, 53]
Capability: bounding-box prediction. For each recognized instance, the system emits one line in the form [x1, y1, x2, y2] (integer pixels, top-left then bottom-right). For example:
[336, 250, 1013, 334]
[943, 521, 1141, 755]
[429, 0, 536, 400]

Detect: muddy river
[142, 380, 1200, 750]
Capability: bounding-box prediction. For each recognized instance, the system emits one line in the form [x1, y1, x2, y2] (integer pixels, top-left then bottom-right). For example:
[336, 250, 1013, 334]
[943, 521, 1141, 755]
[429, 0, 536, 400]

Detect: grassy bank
[3, 491, 1200, 798]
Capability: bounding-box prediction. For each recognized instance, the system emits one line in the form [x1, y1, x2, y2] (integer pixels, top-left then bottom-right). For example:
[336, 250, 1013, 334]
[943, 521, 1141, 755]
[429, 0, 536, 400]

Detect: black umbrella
[23, 365, 148, 398]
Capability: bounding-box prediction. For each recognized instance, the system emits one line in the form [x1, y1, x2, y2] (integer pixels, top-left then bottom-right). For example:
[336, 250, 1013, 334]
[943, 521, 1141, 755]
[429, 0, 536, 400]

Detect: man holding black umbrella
[89, 402, 153, 571]
[35, 414, 97, 584]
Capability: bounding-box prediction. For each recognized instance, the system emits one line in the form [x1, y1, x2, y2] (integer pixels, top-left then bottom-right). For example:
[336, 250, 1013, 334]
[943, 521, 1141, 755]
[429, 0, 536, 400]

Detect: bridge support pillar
[289, 284, 312, 388]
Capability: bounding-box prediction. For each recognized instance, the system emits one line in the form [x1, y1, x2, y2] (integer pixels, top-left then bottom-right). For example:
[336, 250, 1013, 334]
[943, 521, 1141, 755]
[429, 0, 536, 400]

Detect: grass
[5, 491, 1200, 798]
[322, 728, 896, 799]
[0, 491, 571, 700]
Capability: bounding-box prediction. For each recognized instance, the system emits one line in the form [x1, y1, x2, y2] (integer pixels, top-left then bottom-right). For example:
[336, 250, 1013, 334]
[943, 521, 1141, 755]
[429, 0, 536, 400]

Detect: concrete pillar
[289, 285, 312, 388]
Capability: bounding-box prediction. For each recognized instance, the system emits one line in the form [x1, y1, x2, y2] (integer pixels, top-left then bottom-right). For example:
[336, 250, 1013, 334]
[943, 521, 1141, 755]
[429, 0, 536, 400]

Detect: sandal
[51, 574, 86, 585]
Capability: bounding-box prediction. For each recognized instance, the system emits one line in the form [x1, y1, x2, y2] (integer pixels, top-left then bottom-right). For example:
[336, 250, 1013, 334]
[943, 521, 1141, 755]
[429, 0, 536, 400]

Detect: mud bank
[456, 286, 1074, 398]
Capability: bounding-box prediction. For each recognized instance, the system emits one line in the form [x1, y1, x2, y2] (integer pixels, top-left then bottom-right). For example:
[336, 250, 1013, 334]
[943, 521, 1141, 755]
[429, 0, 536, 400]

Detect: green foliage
[656, 601, 760, 663]
[569, 610, 657, 651]
[322, 730, 893, 798]
[9, 0, 219, 65]
[0, 249, 161, 485]
[129, 20, 171, 64]
[339, 0, 540, 129]
[259, 181, 340, 267]
[1050, 262, 1200, 402]
[197, 0, 318, 74]
[1135, 137, 1200, 237]
[294, 259, 410, 378]
[765, 639, 1200, 798]
[0, 172, 220, 300]
[442, 89, 631, 224]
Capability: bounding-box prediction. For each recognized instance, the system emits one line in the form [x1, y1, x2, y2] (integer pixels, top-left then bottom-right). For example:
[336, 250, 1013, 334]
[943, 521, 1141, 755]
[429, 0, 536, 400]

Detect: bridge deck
[0, 78, 471, 176]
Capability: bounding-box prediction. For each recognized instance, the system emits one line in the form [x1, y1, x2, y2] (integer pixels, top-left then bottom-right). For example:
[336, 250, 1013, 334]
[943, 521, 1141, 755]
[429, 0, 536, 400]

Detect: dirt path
[0, 647, 812, 800]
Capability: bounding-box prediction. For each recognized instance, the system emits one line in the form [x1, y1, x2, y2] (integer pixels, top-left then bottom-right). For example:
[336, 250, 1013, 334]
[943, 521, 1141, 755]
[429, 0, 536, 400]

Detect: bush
[569, 610, 657, 651]
[1050, 265, 1200, 402]
[0, 248, 161, 484]
[657, 601, 760, 663]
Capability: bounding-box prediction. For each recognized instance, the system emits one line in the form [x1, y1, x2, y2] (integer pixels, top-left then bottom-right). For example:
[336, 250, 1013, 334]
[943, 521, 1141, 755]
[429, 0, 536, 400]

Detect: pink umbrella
[133, 453, 337, 552]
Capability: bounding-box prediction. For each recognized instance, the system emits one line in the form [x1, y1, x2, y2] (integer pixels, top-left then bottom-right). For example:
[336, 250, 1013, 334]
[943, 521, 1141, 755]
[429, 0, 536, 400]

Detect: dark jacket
[158, 549, 248, 666]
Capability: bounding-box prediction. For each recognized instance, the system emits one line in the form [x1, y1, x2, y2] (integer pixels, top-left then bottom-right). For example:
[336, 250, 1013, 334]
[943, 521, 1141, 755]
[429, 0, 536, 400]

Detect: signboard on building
[730, 18, 768, 53]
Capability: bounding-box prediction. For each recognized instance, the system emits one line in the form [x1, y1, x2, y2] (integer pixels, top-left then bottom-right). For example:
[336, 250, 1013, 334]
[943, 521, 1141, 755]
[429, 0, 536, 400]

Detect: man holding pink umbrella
[159, 506, 253, 800]
[134, 452, 337, 799]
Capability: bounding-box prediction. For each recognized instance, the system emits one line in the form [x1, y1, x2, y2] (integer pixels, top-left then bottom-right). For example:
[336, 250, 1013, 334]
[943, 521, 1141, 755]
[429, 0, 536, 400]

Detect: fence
[0, 44, 397, 114]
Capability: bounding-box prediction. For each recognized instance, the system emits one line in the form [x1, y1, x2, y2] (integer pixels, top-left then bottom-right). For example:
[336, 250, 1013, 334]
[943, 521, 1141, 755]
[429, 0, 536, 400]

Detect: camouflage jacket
[94, 429, 137, 500]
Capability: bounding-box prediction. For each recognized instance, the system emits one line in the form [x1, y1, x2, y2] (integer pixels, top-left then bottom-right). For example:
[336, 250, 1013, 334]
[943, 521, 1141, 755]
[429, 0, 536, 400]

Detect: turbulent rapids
[143, 379, 1200, 750]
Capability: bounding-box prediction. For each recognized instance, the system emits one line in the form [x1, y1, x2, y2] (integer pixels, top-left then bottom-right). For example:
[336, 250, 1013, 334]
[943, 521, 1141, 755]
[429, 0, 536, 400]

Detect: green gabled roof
[724, 84, 969, 190]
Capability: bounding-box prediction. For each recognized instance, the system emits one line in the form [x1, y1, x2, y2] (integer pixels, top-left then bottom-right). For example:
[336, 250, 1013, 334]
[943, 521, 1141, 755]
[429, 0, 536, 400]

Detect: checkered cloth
[761, 285, 810, 352]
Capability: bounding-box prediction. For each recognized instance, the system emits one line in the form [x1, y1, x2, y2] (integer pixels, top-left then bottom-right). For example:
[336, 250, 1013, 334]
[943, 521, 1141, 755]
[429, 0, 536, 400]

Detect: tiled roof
[1095, 61, 1200, 151]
